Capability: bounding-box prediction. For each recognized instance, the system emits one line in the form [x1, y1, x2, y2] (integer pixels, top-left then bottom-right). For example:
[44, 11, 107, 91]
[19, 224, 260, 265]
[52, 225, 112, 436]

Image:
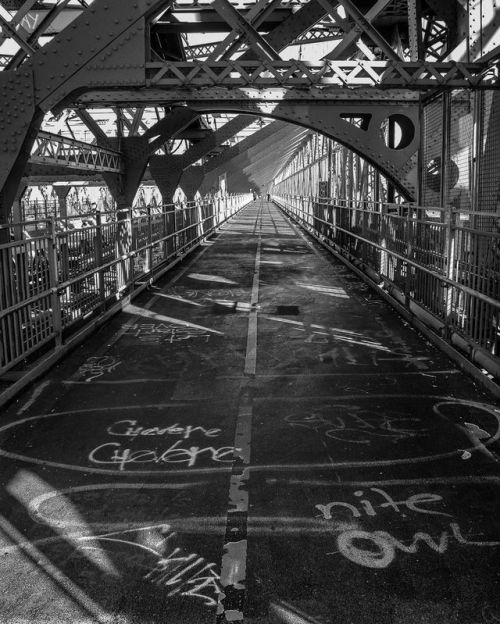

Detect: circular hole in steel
[381, 114, 415, 150]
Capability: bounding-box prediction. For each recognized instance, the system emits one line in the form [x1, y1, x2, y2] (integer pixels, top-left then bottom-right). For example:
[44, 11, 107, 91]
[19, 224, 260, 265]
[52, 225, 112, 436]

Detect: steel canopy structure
[0, 0, 497, 223]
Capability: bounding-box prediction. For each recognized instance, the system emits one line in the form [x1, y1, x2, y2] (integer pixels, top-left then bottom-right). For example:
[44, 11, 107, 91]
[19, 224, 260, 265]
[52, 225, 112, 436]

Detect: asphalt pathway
[0, 200, 499, 624]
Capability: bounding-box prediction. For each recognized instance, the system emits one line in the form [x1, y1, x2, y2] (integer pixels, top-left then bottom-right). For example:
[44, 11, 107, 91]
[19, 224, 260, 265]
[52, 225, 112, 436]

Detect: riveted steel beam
[407, 0, 423, 62]
[207, 0, 282, 62]
[76, 86, 420, 106]
[203, 120, 289, 172]
[100, 106, 200, 206]
[199, 125, 308, 195]
[319, 0, 402, 61]
[191, 99, 420, 199]
[211, 0, 281, 61]
[177, 115, 255, 170]
[29, 131, 122, 172]
[145, 59, 494, 90]
[75, 109, 109, 144]
[323, 0, 393, 61]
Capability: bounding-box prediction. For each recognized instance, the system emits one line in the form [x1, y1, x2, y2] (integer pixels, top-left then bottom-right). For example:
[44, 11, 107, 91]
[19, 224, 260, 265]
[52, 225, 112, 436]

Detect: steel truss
[30, 132, 122, 173]
[146, 59, 496, 89]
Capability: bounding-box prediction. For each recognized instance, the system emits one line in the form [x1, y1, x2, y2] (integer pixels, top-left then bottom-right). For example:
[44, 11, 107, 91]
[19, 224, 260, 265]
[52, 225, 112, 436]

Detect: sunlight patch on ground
[188, 273, 238, 285]
[7, 470, 120, 578]
[297, 282, 350, 299]
[263, 316, 392, 352]
[155, 293, 205, 307]
[123, 304, 224, 335]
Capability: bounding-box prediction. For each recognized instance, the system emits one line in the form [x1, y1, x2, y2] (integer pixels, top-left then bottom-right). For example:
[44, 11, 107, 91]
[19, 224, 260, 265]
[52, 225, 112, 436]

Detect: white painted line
[244, 206, 262, 376]
[218, 204, 263, 621]
[17, 380, 51, 415]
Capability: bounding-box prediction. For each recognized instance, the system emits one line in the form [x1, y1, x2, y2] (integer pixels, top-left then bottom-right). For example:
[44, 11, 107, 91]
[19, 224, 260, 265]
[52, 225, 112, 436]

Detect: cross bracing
[30, 130, 122, 172]
[0, 0, 498, 224]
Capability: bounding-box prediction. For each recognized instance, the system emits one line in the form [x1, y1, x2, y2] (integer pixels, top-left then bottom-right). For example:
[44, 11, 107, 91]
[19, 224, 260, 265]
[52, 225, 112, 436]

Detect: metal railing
[274, 193, 500, 380]
[0, 194, 251, 376]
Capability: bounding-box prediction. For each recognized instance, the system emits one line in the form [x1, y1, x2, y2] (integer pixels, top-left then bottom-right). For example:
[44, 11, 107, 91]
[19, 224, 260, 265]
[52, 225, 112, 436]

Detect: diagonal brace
[212, 0, 281, 61]
[318, 0, 402, 61]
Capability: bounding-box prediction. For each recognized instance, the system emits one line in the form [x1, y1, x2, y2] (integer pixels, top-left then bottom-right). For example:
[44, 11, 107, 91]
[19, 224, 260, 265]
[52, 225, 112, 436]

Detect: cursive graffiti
[122, 322, 211, 344]
[145, 548, 221, 606]
[88, 441, 239, 471]
[333, 522, 500, 569]
[80, 524, 222, 607]
[285, 407, 429, 444]
[106, 420, 222, 440]
[164, 287, 248, 301]
[316, 487, 451, 520]
[78, 356, 121, 382]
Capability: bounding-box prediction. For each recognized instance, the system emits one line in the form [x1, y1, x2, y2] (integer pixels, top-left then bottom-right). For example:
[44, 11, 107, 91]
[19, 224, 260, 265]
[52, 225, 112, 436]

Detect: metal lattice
[422, 95, 444, 207]
[479, 91, 500, 215]
[449, 89, 475, 212]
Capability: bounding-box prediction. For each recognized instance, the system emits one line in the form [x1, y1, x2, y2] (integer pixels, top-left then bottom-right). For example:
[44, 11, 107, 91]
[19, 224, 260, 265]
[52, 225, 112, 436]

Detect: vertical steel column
[407, 0, 423, 62]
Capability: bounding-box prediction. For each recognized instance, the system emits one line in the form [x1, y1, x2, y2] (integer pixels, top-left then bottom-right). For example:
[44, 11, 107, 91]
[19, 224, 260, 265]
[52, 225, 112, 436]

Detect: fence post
[379, 203, 388, 279]
[129, 207, 135, 280]
[147, 205, 153, 273]
[94, 211, 105, 307]
[444, 207, 456, 337]
[47, 218, 62, 347]
[405, 206, 414, 301]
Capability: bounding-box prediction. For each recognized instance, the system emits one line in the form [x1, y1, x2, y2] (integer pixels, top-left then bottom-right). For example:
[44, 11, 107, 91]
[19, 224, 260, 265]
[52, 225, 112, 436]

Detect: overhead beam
[323, 0, 393, 61]
[145, 58, 493, 90]
[29, 131, 122, 172]
[318, 0, 403, 61]
[211, 0, 281, 61]
[207, 0, 281, 62]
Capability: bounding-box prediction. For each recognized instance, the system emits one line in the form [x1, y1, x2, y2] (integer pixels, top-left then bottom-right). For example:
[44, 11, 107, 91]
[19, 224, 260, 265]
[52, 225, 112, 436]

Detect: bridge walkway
[0, 200, 499, 623]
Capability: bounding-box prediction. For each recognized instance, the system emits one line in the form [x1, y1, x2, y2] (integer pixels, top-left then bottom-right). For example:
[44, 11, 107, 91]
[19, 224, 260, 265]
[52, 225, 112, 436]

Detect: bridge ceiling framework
[0, 0, 498, 223]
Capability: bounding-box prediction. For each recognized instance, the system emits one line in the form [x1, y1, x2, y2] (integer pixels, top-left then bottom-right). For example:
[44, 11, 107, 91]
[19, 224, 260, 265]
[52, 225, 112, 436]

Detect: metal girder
[0, 11, 36, 55]
[211, 0, 281, 61]
[185, 26, 341, 59]
[199, 125, 308, 195]
[253, 0, 327, 55]
[198, 99, 420, 199]
[127, 107, 146, 136]
[179, 165, 204, 200]
[29, 130, 122, 172]
[468, 0, 500, 62]
[76, 87, 420, 106]
[100, 107, 200, 206]
[407, 0, 423, 62]
[145, 58, 495, 89]
[322, 0, 402, 61]
[240, 129, 310, 183]
[149, 155, 184, 203]
[207, 0, 282, 62]
[0, 0, 497, 225]
[323, 0, 393, 61]
[23, 162, 105, 185]
[178, 115, 255, 170]
[75, 109, 109, 144]
[203, 120, 289, 172]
